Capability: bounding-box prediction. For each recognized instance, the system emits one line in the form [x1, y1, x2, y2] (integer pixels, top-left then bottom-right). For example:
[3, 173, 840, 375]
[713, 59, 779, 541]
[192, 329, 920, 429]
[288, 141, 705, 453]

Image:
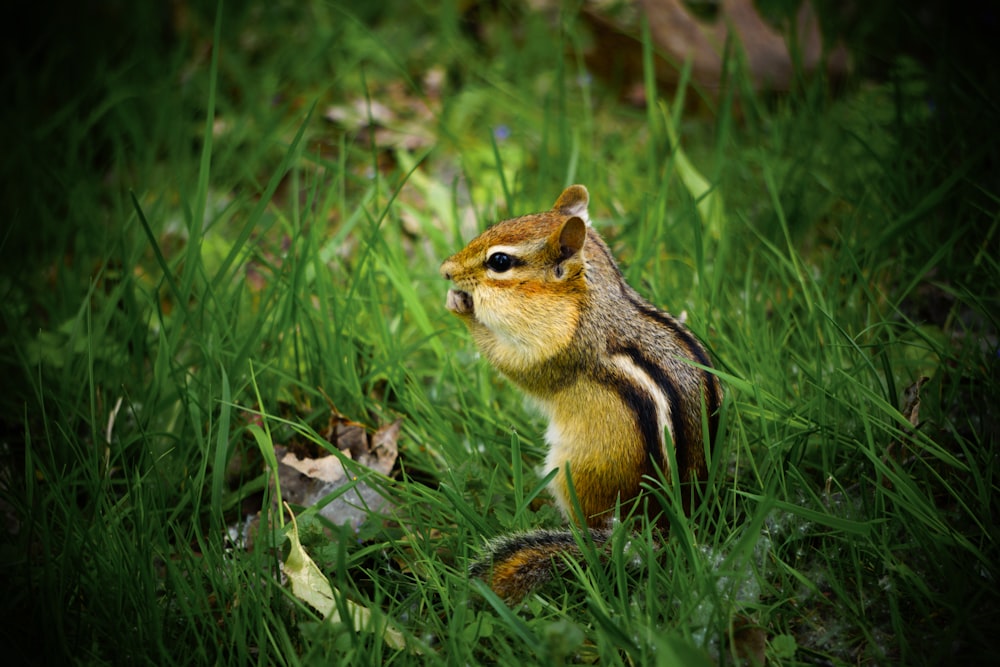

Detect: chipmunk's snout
[440, 257, 456, 281]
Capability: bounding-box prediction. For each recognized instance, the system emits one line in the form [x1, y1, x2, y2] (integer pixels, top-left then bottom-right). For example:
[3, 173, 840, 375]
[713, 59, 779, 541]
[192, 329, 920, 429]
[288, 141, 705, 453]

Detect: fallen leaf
[883, 376, 930, 486]
[316, 395, 400, 476]
[901, 376, 929, 428]
[282, 503, 336, 617]
[280, 449, 348, 484]
[252, 395, 402, 529]
[282, 503, 407, 650]
[333, 419, 369, 459]
[361, 419, 401, 476]
[581, 0, 849, 98]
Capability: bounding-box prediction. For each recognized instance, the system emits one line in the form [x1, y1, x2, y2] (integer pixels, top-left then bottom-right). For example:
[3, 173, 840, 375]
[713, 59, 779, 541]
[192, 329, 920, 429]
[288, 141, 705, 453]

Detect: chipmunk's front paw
[446, 289, 474, 315]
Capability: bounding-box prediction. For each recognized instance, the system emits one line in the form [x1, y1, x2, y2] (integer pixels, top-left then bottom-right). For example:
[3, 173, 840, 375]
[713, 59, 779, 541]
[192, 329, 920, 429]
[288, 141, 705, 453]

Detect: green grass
[2, 1, 998, 664]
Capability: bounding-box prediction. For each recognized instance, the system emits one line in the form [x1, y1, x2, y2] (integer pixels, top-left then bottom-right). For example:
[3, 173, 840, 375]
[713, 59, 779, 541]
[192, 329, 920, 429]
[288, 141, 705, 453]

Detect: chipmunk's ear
[556, 216, 587, 262]
[553, 185, 590, 226]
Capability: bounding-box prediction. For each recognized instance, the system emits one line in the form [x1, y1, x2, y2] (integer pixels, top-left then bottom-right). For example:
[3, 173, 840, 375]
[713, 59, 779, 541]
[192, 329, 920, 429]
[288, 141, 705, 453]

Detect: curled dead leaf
[280, 449, 348, 484]
[883, 376, 930, 487]
[901, 376, 929, 429]
[269, 403, 402, 529]
[364, 419, 401, 477]
[282, 503, 407, 650]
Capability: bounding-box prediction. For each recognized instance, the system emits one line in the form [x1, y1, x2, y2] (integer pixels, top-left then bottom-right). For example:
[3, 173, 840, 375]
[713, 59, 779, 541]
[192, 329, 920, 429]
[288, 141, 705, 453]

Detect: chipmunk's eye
[486, 252, 514, 272]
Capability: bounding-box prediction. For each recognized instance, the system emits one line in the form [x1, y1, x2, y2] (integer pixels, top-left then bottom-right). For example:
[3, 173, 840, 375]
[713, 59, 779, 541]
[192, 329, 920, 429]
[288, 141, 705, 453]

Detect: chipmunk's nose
[440, 257, 455, 280]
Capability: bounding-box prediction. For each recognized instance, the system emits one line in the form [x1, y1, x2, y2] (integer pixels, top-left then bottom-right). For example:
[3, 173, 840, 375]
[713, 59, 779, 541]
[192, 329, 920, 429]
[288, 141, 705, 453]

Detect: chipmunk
[440, 185, 722, 602]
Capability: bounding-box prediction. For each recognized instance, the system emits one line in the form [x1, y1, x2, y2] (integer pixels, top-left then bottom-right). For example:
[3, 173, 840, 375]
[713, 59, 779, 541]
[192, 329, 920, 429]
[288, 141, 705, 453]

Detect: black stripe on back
[705, 382, 720, 451]
[588, 235, 719, 459]
[616, 346, 689, 479]
[627, 295, 721, 452]
[597, 367, 663, 475]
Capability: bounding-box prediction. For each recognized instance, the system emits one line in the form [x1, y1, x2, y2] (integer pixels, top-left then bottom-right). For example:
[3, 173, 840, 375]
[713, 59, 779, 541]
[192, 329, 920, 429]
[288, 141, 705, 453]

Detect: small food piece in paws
[446, 289, 474, 315]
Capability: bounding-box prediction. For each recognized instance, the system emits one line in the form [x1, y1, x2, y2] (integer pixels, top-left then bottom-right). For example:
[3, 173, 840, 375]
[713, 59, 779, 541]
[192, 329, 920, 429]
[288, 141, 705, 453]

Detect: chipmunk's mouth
[445, 288, 474, 315]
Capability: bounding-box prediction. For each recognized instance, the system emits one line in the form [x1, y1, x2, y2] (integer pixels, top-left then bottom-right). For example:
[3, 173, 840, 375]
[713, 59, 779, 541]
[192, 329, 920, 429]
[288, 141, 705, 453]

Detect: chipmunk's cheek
[446, 289, 475, 315]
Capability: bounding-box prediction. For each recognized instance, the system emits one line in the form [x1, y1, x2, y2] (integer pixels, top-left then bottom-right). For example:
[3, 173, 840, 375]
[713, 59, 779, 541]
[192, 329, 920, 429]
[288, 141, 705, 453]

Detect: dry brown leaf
[280, 449, 348, 484]
[901, 376, 929, 428]
[273, 444, 349, 509]
[361, 419, 401, 477]
[334, 419, 370, 458]
[582, 0, 849, 99]
[267, 401, 403, 529]
[883, 376, 930, 487]
[316, 398, 400, 475]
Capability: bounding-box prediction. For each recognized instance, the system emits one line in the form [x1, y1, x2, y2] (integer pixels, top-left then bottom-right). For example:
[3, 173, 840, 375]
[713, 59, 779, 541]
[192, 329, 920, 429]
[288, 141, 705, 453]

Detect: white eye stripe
[485, 244, 527, 258]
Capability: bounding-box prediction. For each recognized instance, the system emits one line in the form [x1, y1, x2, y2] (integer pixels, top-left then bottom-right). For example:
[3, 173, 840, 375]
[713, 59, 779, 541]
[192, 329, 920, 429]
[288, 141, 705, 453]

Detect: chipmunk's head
[440, 185, 592, 372]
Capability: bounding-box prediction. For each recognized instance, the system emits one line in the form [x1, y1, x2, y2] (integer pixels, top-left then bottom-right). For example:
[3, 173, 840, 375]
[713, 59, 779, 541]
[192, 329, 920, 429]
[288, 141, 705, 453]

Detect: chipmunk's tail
[469, 528, 614, 603]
